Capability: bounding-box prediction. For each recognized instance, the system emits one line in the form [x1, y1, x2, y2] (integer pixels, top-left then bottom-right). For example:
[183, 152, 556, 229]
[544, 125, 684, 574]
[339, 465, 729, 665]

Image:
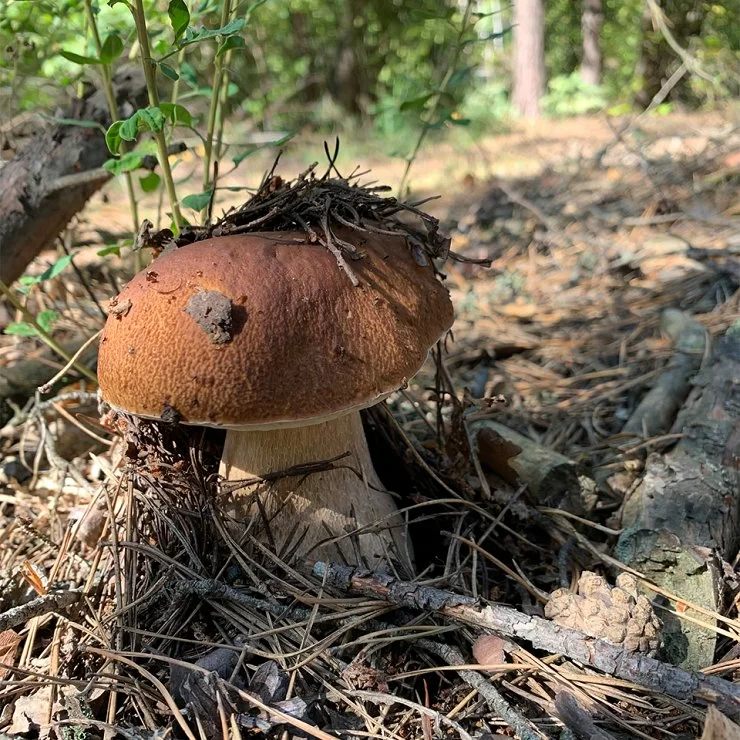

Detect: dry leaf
[72, 506, 107, 548]
[6, 686, 52, 736]
[0, 629, 22, 680]
[495, 301, 538, 319]
[701, 707, 740, 740]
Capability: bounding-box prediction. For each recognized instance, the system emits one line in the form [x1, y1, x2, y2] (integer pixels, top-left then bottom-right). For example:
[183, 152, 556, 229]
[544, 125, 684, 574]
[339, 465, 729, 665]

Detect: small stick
[38, 330, 102, 394]
[553, 692, 617, 740]
[313, 562, 740, 720]
[0, 590, 81, 631]
[348, 689, 476, 740]
[418, 639, 543, 740]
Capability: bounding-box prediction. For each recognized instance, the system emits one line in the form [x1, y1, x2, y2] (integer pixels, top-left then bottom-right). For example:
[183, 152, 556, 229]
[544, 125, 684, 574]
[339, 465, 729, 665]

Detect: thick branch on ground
[0, 67, 146, 286]
[621, 308, 708, 438]
[0, 590, 81, 631]
[472, 420, 596, 515]
[314, 562, 740, 721]
[617, 331, 740, 670]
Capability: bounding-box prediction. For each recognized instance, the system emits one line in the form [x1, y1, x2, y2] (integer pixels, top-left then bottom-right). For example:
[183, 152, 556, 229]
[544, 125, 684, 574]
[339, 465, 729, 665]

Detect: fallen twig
[348, 689, 477, 740]
[313, 562, 740, 720]
[553, 691, 617, 740]
[0, 590, 81, 631]
[418, 638, 544, 739]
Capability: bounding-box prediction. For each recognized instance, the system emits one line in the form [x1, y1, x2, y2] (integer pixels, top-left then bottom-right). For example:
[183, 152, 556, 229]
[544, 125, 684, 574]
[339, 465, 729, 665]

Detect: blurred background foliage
[1, 0, 738, 143]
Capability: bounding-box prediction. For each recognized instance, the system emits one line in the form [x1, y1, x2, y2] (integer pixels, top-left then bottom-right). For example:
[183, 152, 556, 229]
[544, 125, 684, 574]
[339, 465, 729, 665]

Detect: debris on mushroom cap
[138, 160, 491, 283]
[544, 571, 662, 656]
[183, 290, 233, 345]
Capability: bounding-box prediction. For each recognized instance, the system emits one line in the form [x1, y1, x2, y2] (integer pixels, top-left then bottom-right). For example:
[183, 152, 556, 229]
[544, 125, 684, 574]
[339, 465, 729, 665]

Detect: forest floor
[0, 108, 739, 738]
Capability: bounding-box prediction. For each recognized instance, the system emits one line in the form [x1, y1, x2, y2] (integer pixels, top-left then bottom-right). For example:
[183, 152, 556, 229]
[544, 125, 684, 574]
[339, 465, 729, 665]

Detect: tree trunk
[580, 0, 603, 86]
[512, 0, 546, 118]
[0, 68, 146, 287]
[331, 0, 365, 115]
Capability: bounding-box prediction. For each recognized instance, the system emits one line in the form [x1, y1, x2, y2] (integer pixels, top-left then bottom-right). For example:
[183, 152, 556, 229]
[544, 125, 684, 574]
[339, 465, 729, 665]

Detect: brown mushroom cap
[98, 229, 454, 429]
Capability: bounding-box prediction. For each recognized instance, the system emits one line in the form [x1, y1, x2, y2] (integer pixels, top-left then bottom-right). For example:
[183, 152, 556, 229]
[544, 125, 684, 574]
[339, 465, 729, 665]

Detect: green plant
[458, 77, 512, 131]
[541, 72, 607, 117]
[0, 275, 98, 385]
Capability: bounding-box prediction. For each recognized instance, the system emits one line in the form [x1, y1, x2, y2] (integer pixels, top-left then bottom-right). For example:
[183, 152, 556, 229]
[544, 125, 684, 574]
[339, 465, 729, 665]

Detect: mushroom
[97, 229, 454, 573]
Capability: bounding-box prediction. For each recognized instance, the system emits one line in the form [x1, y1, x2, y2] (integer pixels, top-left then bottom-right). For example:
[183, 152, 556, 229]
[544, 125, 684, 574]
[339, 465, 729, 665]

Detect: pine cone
[545, 571, 662, 655]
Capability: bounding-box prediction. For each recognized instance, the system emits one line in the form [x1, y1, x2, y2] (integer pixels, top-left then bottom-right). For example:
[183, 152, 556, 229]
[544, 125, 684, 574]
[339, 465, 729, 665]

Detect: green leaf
[119, 113, 139, 142]
[17, 255, 75, 288]
[36, 310, 59, 334]
[168, 0, 190, 41]
[4, 322, 38, 337]
[409, 7, 455, 20]
[137, 107, 166, 134]
[447, 65, 475, 89]
[160, 62, 180, 80]
[232, 132, 294, 167]
[38, 254, 73, 282]
[119, 107, 167, 143]
[181, 191, 213, 210]
[39, 114, 106, 134]
[108, 0, 132, 7]
[60, 50, 101, 65]
[97, 245, 122, 257]
[139, 172, 161, 192]
[103, 151, 145, 174]
[100, 33, 124, 63]
[159, 102, 192, 127]
[105, 121, 123, 154]
[400, 93, 435, 111]
[180, 61, 198, 85]
[216, 34, 245, 57]
[181, 18, 245, 46]
[244, 0, 267, 22]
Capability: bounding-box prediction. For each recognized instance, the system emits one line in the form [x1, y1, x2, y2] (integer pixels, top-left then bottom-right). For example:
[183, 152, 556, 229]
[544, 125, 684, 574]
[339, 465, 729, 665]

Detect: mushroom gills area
[219, 412, 412, 573]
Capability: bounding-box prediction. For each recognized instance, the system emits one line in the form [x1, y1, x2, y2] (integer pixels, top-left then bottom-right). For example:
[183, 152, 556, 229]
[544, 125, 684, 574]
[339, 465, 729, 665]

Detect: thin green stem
[170, 47, 186, 106]
[131, 0, 184, 231]
[82, 0, 140, 265]
[157, 47, 187, 231]
[0, 281, 99, 385]
[201, 0, 233, 221]
[215, 48, 234, 162]
[397, 0, 475, 199]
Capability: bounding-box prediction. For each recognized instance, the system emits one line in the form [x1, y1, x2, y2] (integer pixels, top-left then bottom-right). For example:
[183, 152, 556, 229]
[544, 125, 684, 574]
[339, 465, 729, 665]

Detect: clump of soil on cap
[140, 152, 489, 285]
[183, 290, 234, 344]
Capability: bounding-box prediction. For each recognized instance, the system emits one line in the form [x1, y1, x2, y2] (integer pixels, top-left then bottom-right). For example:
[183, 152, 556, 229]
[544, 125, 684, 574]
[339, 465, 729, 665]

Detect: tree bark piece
[617, 331, 740, 671]
[0, 68, 146, 286]
[313, 562, 740, 721]
[621, 309, 709, 438]
[472, 420, 596, 514]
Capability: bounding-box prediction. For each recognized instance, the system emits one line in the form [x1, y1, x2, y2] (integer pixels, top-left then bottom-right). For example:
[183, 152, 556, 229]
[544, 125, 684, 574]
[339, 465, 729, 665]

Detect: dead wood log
[616, 330, 740, 671]
[0, 68, 146, 286]
[621, 308, 709, 438]
[471, 420, 597, 515]
[314, 562, 740, 721]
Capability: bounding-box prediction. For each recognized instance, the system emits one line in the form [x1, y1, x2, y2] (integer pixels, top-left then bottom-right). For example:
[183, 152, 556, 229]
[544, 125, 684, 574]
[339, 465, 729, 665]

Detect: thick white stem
[219, 412, 413, 574]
